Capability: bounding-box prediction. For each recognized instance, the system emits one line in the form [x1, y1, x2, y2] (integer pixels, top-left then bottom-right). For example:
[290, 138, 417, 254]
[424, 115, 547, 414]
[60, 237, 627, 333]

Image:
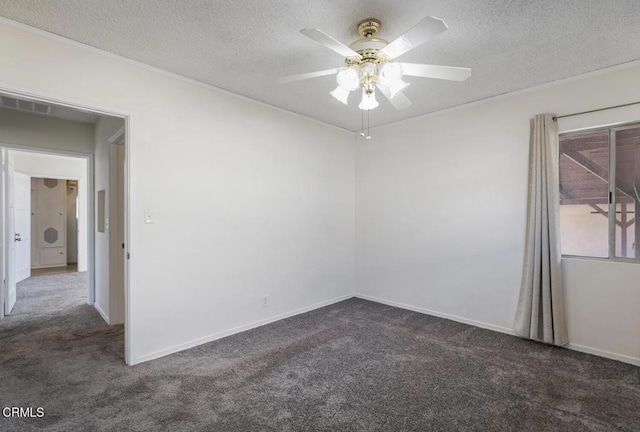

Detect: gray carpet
[1, 274, 639, 431]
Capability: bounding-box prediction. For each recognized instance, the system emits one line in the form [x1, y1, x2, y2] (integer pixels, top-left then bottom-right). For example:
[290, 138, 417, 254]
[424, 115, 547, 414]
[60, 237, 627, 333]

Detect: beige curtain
[514, 113, 568, 346]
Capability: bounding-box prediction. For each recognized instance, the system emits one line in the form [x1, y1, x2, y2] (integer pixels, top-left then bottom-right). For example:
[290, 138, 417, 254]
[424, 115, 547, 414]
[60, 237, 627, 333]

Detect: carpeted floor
[1, 274, 639, 431]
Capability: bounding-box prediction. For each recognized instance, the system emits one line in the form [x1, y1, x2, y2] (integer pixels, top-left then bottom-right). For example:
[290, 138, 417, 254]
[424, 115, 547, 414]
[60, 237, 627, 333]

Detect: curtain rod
[553, 101, 640, 121]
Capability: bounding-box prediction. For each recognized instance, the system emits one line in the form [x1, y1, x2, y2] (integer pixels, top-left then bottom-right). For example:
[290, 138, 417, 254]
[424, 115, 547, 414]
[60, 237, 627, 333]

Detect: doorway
[0, 90, 130, 363]
[3, 149, 90, 316]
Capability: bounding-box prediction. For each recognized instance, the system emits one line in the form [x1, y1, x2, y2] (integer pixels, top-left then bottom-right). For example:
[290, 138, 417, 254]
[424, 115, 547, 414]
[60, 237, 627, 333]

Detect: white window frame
[559, 122, 640, 263]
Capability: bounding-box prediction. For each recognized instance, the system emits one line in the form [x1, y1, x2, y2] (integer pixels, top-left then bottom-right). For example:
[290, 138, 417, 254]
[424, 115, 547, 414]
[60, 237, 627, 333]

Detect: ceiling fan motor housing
[350, 18, 389, 54]
[346, 18, 393, 89]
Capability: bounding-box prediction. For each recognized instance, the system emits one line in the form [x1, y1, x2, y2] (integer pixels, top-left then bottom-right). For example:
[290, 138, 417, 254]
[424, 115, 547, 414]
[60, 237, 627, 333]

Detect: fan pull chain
[359, 109, 372, 140]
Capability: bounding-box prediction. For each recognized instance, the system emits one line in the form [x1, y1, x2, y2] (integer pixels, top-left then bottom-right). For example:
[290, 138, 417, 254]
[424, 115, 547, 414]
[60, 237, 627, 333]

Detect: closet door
[36, 178, 66, 267]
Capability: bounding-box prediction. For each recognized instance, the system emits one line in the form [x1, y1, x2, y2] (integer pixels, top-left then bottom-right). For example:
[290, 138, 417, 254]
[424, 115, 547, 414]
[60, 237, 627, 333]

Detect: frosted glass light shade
[358, 90, 379, 110]
[330, 85, 350, 104]
[379, 62, 403, 86]
[336, 66, 360, 91]
[361, 62, 377, 77]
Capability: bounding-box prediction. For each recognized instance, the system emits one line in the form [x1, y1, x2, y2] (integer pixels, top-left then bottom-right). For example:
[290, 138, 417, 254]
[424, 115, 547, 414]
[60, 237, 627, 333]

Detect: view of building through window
[559, 125, 639, 260]
[613, 127, 640, 258]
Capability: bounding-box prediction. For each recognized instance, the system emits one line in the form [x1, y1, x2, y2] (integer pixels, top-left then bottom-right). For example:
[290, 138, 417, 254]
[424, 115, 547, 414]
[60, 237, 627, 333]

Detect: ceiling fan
[279, 17, 471, 111]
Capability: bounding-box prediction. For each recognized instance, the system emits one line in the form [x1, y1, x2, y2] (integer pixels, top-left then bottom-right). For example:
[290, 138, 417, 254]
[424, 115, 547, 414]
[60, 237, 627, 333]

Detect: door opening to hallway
[0, 91, 129, 363]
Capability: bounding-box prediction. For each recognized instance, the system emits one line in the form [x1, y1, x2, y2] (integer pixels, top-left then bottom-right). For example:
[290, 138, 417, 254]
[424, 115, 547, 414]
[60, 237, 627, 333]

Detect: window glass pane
[614, 127, 640, 259]
[559, 130, 609, 258]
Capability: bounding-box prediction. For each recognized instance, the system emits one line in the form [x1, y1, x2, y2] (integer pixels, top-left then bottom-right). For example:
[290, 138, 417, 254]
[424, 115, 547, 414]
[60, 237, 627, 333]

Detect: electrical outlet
[262, 295, 269, 308]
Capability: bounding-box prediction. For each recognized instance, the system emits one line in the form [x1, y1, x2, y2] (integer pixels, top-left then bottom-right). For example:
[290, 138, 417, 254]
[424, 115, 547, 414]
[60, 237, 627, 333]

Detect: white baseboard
[355, 293, 517, 336]
[133, 293, 353, 365]
[94, 302, 110, 325]
[129, 292, 640, 367]
[567, 343, 640, 367]
[355, 293, 640, 367]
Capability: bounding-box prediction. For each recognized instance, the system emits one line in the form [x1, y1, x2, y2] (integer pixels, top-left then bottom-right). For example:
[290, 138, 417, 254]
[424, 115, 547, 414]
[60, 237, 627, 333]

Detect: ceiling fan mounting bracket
[357, 18, 381, 38]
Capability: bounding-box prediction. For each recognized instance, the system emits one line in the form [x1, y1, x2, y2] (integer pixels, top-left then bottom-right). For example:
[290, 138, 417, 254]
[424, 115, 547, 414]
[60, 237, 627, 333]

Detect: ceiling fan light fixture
[358, 89, 379, 110]
[361, 62, 377, 77]
[336, 66, 360, 91]
[330, 85, 350, 104]
[388, 80, 410, 98]
[378, 62, 403, 86]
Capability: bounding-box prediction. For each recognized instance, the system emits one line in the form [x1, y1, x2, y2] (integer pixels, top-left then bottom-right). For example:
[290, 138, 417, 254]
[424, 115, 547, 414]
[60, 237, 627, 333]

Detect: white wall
[356, 63, 640, 365]
[0, 107, 94, 153]
[0, 19, 355, 364]
[10, 151, 88, 272]
[93, 116, 124, 324]
[563, 258, 640, 363]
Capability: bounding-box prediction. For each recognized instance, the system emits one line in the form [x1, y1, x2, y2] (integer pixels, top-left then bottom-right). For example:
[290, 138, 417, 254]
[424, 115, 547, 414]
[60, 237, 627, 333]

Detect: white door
[4, 151, 16, 314]
[14, 172, 31, 282]
[35, 178, 66, 268]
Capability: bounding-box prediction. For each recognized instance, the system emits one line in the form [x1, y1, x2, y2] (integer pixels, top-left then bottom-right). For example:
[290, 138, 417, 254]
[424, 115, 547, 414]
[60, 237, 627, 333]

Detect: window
[559, 124, 640, 260]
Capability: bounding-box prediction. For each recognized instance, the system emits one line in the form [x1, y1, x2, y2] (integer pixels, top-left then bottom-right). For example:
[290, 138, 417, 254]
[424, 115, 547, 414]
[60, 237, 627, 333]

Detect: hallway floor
[0, 272, 124, 431]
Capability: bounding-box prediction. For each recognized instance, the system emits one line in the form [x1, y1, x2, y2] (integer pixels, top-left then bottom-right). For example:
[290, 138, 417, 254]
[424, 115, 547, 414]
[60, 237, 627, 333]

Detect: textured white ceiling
[1, 1, 639, 131]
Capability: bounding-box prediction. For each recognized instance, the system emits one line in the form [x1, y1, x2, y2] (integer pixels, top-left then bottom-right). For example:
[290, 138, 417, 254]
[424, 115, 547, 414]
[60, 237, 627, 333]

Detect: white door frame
[0, 85, 133, 365]
[1, 144, 94, 298]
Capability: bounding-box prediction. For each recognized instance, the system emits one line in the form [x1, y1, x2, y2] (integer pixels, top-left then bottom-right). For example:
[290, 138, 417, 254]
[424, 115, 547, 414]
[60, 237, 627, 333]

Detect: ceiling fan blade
[400, 63, 471, 81]
[377, 85, 412, 110]
[300, 29, 362, 58]
[381, 17, 448, 59]
[277, 68, 340, 84]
